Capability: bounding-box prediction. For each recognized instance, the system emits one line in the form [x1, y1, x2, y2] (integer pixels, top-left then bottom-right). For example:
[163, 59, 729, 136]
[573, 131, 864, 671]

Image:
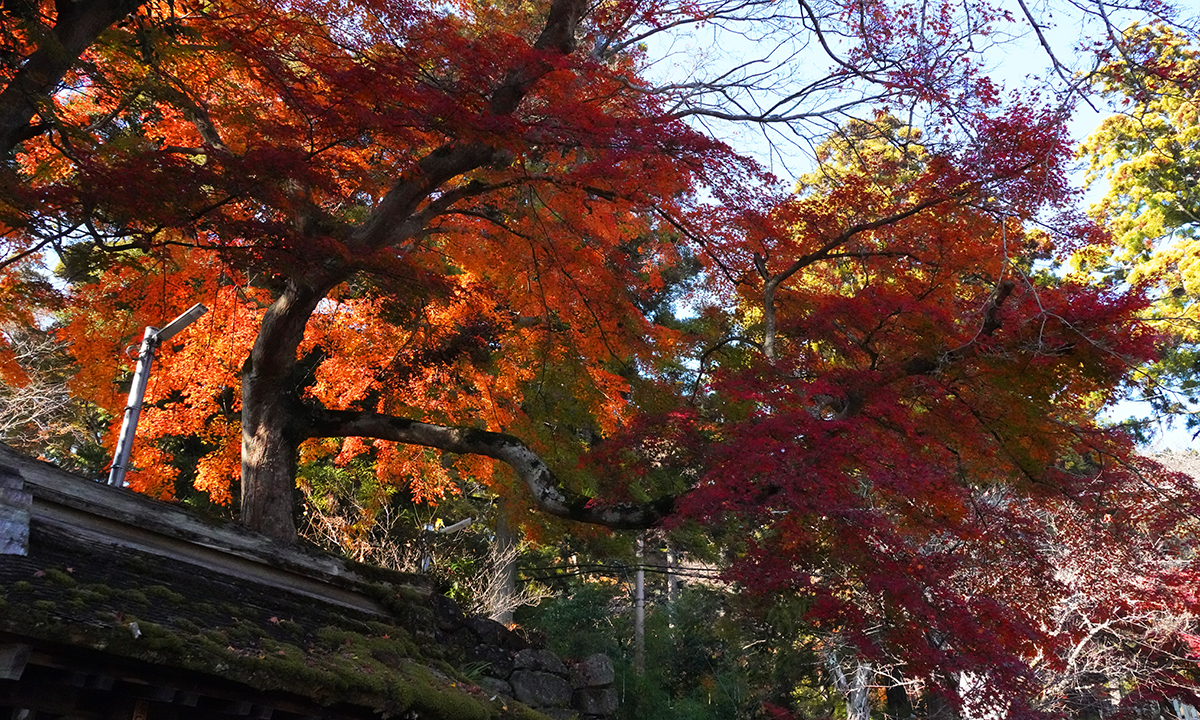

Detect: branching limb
[760, 192, 964, 361]
[303, 408, 677, 529]
[0, 0, 148, 154]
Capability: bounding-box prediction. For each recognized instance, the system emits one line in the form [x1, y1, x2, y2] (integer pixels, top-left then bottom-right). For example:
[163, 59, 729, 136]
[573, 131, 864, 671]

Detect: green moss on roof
[1, 568, 499, 720]
[0, 529, 552, 720]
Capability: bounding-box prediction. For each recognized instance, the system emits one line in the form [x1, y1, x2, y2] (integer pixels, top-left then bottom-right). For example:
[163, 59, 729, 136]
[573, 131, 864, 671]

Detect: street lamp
[106, 303, 209, 487]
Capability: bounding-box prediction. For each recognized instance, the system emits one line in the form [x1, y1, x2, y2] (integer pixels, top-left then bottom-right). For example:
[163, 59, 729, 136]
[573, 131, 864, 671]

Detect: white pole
[634, 533, 645, 675]
[107, 327, 158, 487]
[105, 304, 208, 487]
[666, 543, 678, 628]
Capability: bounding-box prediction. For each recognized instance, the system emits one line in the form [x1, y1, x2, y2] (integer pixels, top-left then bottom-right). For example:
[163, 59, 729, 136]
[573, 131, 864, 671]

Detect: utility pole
[666, 542, 678, 628]
[494, 500, 518, 626]
[634, 533, 645, 675]
[106, 304, 208, 487]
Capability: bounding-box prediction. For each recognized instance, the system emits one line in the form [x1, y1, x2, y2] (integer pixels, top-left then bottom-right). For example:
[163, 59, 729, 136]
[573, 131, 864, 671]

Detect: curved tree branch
[303, 408, 678, 529]
[0, 0, 147, 154]
[349, 0, 588, 253]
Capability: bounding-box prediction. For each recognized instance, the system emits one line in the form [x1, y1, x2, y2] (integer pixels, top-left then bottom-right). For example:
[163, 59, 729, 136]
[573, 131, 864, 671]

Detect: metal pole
[107, 327, 158, 487]
[105, 304, 208, 487]
[666, 543, 678, 628]
[634, 533, 645, 676]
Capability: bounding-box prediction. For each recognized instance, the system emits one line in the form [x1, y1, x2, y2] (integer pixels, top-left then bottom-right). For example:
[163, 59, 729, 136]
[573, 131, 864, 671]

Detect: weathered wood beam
[0, 644, 31, 680]
[0, 464, 31, 556]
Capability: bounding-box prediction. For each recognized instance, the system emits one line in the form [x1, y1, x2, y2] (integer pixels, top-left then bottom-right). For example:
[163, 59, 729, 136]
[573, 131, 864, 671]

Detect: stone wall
[431, 596, 619, 720]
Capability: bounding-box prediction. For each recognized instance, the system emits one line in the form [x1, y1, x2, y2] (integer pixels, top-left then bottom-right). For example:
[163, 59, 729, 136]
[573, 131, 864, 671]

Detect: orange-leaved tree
[23, 0, 762, 537]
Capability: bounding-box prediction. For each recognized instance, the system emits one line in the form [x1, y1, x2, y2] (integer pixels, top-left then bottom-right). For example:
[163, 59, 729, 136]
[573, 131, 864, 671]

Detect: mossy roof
[0, 524, 542, 720]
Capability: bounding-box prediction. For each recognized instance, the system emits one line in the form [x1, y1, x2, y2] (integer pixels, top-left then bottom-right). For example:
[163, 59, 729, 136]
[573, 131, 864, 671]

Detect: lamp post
[106, 303, 209, 487]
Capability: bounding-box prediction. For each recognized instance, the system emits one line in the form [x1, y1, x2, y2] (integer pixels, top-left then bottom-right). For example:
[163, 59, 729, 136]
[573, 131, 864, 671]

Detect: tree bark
[493, 500, 518, 625]
[0, 0, 147, 154]
[240, 278, 333, 540]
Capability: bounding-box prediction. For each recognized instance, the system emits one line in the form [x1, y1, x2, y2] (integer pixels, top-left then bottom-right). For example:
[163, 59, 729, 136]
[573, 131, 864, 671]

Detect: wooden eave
[0, 445, 507, 720]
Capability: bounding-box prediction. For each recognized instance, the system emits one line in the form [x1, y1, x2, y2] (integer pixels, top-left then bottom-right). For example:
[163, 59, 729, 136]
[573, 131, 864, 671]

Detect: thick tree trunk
[492, 501, 518, 625]
[240, 279, 331, 540]
[239, 390, 300, 540]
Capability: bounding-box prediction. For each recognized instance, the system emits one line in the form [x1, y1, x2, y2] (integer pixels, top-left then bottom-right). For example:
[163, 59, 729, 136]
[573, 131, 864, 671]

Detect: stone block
[430, 594, 467, 633]
[573, 687, 618, 716]
[501, 626, 533, 651]
[570, 653, 614, 688]
[445, 626, 477, 656]
[513, 648, 567, 676]
[478, 677, 512, 699]
[466, 617, 507, 646]
[466, 643, 514, 680]
[510, 670, 572, 708]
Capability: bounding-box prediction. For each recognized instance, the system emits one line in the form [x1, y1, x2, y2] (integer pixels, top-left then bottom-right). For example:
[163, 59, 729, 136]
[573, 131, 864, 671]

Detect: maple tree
[0, 0, 1183, 530]
[3, 0, 1200, 713]
[4, 0, 755, 530]
[667, 116, 1200, 716]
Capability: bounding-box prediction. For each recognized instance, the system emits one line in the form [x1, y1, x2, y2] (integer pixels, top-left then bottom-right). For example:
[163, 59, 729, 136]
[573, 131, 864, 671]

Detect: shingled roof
[0, 445, 550, 720]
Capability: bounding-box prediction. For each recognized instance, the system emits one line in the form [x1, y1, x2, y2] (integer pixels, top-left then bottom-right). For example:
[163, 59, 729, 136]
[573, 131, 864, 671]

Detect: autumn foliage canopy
[2, 0, 1199, 713]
